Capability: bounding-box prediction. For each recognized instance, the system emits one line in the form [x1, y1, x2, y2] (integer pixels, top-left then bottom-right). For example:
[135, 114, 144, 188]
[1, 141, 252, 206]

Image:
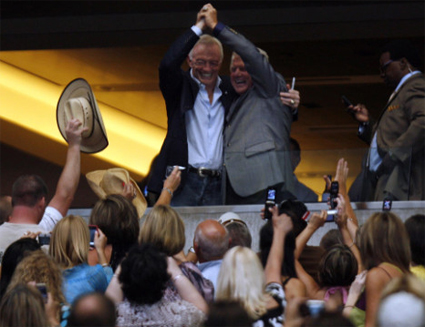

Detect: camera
[263, 187, 276, 220]
[306, 300, 325, 317]
[89, 225, 98, 247]
[329, 181, 339, 209]
[36, 283, 48, 303]
[165, 165, 186, 178]
[382, 198, 392, 211]
[38, 234, 51, 246]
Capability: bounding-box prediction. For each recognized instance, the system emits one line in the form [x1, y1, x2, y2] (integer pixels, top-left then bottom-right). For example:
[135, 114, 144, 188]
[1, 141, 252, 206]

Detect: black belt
[188, 166, 221, 178]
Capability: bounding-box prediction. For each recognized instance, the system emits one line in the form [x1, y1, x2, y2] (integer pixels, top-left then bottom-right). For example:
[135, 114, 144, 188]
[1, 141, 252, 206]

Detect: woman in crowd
[89, 194, 140, 271]
[259, 217, 306, 304]
[344, 212, 411, 327]
[0, 237, 40, 300]
[216, 207, 292, 326]
[404, 214, 425, 280]
[0, 283, 59, 327]
[116, 243, 207, 327]
[49, 215, 113, 305]
[107, 204, 213, 303]
[7, 250, 68, 326]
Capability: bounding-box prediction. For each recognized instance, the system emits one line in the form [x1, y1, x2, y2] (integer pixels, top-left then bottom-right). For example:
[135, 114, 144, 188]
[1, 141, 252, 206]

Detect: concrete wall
[70, 201, 425, 253]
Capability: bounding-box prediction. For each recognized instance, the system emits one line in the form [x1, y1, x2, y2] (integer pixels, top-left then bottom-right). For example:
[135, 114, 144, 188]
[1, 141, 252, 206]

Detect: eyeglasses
[380, 60, 395, 74]
[192, 60, 220, 68]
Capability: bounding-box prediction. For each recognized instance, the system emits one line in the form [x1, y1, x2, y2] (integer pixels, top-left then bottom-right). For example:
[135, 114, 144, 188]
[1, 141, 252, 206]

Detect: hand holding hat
[57, 78, 108, 153]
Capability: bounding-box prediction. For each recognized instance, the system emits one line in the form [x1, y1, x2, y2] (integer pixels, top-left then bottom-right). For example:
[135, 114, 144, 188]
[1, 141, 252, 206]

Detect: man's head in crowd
[188, 35, 223, 90]
[68, 292, 116, 327]
[218, 212, 252, 249]
[194, 219, 229, 263]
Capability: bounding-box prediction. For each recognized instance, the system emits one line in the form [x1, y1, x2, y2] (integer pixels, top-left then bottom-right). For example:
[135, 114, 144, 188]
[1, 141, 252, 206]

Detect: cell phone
[89, 225, 98, 247]
[38, 234, 51, 245]
[264, 187, 276, 220]
[341, 95, 353, 107]
[326, 210, 336, 222]
[382, 198, 392, 211]
[36, 283, 48, 303]
[165, 165, 186, 178]
[329, 181, 339, 209]
[305, 300, 325, 317]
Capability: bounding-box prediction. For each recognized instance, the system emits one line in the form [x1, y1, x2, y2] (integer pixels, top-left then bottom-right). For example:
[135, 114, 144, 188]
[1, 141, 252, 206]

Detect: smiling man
[201, 4, 295, 204]
[146, 8, 236, 206]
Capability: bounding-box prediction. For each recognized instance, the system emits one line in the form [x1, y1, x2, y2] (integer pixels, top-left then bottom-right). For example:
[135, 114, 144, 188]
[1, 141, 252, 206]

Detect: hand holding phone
[263, 187, 276, 220]
[89, 225, 98, 247]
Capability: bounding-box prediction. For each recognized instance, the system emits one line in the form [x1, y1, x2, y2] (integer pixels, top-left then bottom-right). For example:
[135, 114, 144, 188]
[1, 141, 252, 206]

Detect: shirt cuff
[212, 22, 226, 37]
[191, 25, 203, 36]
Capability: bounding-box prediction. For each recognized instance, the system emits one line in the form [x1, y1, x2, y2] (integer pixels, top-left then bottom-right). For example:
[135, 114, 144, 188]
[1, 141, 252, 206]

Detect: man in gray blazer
[202, 5, 295, 204]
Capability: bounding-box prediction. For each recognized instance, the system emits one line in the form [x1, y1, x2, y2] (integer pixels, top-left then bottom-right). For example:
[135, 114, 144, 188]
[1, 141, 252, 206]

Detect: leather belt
[188, 166, 221, 178]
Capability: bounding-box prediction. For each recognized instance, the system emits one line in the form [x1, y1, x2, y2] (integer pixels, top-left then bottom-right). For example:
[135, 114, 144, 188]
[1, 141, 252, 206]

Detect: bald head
[68, 293, 116, 327]
[194, 219, 229, 263]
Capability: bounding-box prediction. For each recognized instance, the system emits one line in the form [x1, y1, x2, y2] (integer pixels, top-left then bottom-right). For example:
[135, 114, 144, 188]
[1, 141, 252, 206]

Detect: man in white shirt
[0, 118, 85, 262]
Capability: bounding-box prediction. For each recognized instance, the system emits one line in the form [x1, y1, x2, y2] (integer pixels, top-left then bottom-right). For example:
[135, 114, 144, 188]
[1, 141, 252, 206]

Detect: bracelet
[172, 274, 183, 282]
[344, 305, 355, 309]
[162, 187, 173, 197]
[188, 246, 196, 254]
[101, 263, 109, 267]
[349, 241, 356, 249]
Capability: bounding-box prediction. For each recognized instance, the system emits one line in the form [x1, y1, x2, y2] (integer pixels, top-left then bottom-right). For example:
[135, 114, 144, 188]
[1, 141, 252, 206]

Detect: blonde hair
[358, 212, 411, 272]
[216, 246, 267, 320]
[189, 34, 224, 61]
[49, 215, 90, 268]
[138, 205, 185, 256]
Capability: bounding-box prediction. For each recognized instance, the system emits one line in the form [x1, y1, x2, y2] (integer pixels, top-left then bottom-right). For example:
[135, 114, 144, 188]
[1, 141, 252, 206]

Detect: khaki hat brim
[57, 78, 108, 154]
[86, 168, 147, 218]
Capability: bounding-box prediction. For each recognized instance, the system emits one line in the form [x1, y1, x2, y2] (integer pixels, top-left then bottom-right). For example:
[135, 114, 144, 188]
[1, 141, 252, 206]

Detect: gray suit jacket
[215, 24, 294, 197]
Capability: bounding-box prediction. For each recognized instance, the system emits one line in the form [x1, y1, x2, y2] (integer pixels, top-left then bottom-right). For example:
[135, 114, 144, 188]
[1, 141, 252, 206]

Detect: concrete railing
[69, 201, 425, 252]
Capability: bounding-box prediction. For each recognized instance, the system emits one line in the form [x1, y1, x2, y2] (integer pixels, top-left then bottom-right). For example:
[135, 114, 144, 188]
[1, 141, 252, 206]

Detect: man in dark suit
[349, 40, 425, 200]
[146, 10, 235, 206]
[202, 4, 295, 204]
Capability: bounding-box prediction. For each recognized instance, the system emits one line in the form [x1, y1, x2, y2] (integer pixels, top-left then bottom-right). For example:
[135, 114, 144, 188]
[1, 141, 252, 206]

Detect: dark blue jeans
[171, 171, 223, 206]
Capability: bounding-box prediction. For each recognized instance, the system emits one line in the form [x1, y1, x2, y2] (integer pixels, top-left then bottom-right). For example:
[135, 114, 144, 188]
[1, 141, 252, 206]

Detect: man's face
[188, 43, 222, 89]
[230, 55, 253, 95]
[379, 52, 403, 89]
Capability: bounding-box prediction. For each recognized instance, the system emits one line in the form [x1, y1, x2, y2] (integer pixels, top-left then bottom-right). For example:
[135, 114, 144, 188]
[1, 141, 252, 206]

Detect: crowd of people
[0, 3, 424, 327]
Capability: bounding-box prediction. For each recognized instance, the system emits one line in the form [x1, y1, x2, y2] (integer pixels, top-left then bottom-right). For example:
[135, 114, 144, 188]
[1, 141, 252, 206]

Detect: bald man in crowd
[193, 219, 230, 290]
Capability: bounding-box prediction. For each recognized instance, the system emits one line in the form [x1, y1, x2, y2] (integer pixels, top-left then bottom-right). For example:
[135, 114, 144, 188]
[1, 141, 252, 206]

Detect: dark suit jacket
[359, 73, 425, 200]
[147, 29, 235, 195]
[214, 24, 295, 197]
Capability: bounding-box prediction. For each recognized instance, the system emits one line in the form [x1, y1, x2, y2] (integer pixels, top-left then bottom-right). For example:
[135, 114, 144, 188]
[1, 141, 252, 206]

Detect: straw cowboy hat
[86, 168, 147, 218]
[57, 78, 108, 153]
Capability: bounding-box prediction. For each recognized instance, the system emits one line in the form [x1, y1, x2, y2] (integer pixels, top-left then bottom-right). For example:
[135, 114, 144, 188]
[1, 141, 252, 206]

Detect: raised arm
[264, 206, 293, 286]
[155, 166, 182, 206]
[202, 4, 281, 98]
[167, 256, 208, 313]
[334, 194, 363, 273]
[294, 210, 327, 259]
[334, 158, 358, 229]
[48, 118, 85, 217]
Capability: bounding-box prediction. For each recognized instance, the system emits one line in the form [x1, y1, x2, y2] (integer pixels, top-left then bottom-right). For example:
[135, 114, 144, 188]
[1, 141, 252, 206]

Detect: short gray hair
[189, 35, 224, 61]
